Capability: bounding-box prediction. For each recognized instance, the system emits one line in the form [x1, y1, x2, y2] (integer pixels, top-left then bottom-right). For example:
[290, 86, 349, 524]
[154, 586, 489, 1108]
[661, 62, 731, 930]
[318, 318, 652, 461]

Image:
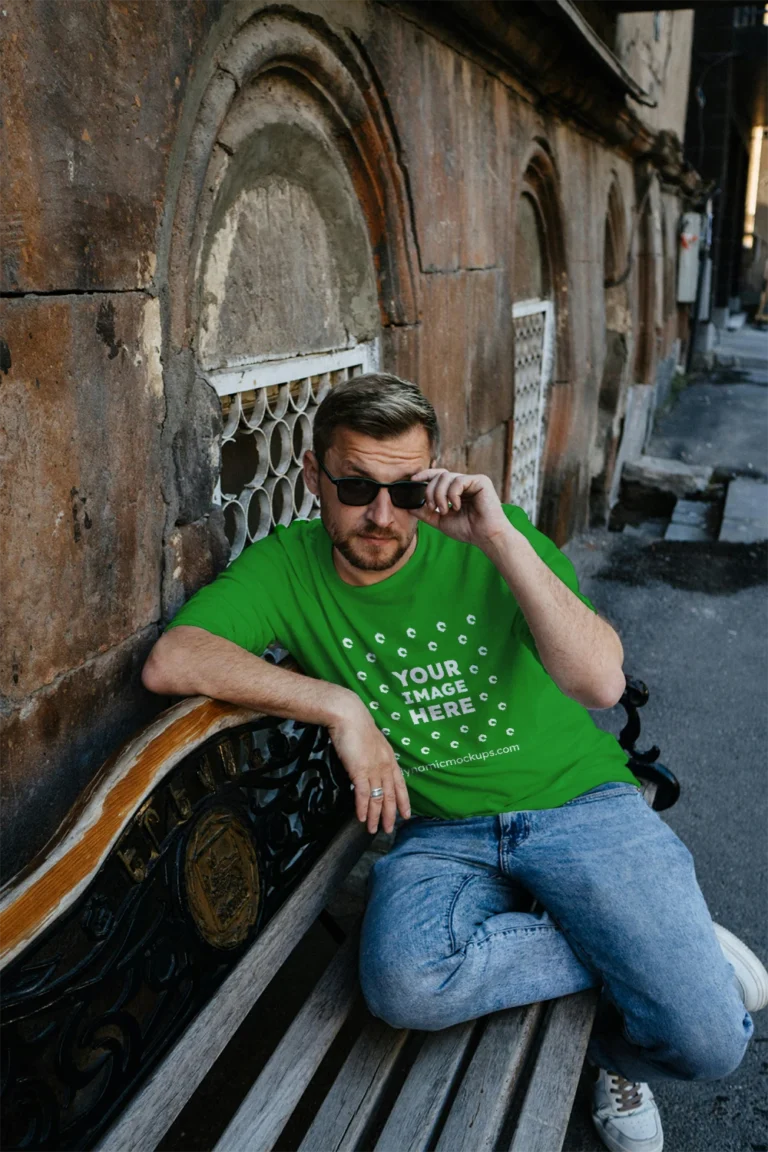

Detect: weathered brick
[418, 273, 469, 451]
[0, 0, 217, 291]
[467, 422, 509, 496]
[0, 627, 160, 887]
[0, 294, 165, 699]
[467, 269, 514, 438]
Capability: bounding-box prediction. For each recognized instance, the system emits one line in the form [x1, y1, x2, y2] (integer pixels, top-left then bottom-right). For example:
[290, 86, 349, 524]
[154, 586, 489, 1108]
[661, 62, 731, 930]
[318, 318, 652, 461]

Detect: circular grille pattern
[216, 365, 361, 562]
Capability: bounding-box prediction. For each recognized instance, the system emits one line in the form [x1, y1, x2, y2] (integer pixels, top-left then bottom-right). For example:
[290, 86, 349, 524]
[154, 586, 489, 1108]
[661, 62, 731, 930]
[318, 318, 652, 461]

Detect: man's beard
[322, 510, 416, 572]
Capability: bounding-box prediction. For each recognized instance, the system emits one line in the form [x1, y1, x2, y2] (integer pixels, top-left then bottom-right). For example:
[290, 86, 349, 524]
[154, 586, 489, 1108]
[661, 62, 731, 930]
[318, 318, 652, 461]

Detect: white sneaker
[713, 922, 768, 1012]
[592, 1067, 663, 1152]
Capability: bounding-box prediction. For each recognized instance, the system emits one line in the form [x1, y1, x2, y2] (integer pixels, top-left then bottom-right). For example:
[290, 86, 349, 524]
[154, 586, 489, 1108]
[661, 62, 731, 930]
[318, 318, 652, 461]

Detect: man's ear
[303, 449, 319, 497]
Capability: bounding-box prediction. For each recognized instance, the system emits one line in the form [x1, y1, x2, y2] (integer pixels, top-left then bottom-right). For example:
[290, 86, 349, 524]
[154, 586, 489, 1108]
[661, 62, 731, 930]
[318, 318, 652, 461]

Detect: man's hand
[409, 468, 509, 551]
[326, 698, 412, 834]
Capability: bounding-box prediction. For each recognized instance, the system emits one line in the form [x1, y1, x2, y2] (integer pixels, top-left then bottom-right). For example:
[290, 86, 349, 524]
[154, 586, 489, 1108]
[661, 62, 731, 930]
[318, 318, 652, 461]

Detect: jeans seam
[563, 786, 642, 807]
[462, 921, 560, 956]
[447, 874, 478, 954]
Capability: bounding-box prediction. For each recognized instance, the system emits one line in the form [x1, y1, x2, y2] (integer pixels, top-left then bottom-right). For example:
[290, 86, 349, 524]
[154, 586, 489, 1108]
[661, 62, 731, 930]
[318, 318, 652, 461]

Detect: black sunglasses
[318, 460, 428, 509]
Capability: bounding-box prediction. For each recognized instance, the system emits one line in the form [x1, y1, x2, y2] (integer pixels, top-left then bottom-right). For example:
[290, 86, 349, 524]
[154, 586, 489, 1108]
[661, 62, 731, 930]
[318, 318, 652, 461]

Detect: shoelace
[609, 1073, 644, 1112]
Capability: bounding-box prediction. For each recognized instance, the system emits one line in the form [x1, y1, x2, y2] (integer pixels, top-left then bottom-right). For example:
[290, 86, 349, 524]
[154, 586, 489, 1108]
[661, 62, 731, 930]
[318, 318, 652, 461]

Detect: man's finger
[368, 778, 384, 834]
[394, 771, 412, 818]
[379, 782, 397, 833]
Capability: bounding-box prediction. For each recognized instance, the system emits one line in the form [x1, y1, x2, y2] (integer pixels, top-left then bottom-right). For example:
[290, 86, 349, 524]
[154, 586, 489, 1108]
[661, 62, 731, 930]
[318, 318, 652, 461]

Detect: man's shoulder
[233, 514, 320, 570]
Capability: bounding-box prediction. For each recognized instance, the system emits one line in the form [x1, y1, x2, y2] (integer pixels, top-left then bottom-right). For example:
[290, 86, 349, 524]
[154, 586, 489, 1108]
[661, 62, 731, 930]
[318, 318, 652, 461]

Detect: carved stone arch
[589, 175, 633, 527]
[633, 166, 664, 386]
[164, 11, 420, 353]
[514, 139, 574, 387]
[154, 10, 420, 610]
[510, 138, 576, 543]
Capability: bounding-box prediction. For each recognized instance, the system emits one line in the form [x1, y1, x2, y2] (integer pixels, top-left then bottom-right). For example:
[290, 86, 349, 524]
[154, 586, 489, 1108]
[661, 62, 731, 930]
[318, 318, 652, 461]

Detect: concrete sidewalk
[562, 354, 768, 1152]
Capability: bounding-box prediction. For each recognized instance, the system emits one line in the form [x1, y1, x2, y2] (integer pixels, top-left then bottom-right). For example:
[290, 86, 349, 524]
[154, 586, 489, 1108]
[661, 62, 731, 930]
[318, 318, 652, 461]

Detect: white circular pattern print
[466, 614, 476, 624]
[428, 641, 438, 651]
[407, 627, 417, 638]
[506, 728, 515, 736]
[489, 719, 497, 726]
[421, 747, 430, 755]
[478, 646, 488, 656]
[375, 632, 385, 643]
[398, 647, 408, 658]
[458, 635, 467, 644]
[392, 712, 401, 720]
[366, 653, 376, 663]
[402, 736, 410, 745]
[357, 671, 367, 681]
[343, 638, 353, 649]
[431, 731, 440, 739]
[469, 665, 478, 674]
[451, 741, 459, 748]
[437, 622, 446, 632]
[382, 728, 390, 736]
[489, 675, 498, 684]
[479, 692, 488, 701]
[460, 724, 469, 733]
[380, 685, 389, 693]
[369, 701, 379, 710]
[498, 702, 507, 710]
[479, 734, 487, 743]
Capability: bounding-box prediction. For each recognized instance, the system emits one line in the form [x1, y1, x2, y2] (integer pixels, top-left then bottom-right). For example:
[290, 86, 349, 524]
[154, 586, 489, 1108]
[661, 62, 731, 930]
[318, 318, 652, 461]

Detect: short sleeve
[501, 503, 598, 615]
[164, 537, 284, 655]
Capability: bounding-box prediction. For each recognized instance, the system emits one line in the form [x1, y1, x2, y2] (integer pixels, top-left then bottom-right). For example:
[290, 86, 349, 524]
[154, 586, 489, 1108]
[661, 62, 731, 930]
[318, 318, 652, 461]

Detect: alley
[563, 353, 768, 1152]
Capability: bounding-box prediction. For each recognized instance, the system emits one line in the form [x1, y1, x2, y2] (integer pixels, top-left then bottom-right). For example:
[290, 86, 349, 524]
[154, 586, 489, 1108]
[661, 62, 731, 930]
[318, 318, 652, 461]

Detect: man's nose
[365, 486, 395, 526]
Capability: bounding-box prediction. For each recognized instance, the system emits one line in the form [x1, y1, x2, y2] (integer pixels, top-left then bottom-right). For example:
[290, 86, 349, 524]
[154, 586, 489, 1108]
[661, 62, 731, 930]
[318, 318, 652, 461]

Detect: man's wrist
[324, 684, 368, 728]
[478, 519, 518, 563]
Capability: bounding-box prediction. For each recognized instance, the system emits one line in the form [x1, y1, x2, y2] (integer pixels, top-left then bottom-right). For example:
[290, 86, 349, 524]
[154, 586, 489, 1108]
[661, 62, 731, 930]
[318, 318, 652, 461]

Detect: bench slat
[508, 988, 600, 1152]
[373, 1020, 477, 1152]
[214, 926, 362, 1152]
[435, 1002, 544, 1152]
[297, 1015, 410, 1152]
[97, 817, 371, 1152]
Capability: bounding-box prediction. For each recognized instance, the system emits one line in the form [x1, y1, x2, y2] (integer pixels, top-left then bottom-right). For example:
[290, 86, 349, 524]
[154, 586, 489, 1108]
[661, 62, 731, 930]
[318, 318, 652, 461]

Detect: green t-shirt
[166, 503, 640, 816]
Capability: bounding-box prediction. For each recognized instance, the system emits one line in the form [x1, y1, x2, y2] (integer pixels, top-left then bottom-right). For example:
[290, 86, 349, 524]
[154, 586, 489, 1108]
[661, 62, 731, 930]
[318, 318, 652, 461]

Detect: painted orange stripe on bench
[0, 699, 247, 965]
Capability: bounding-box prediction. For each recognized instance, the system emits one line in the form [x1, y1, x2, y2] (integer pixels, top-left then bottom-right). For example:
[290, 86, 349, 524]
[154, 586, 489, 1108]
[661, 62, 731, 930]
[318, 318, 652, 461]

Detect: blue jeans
[359, 782, 753, 1083]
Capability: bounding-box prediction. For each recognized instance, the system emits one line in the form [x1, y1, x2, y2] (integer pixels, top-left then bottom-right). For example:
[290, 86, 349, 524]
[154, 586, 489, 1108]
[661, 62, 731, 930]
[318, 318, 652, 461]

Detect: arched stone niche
[511, 141, 575, 544]
[158, 10, 419, 614]
[590, 177, 633, 527]
[195, 84, 379, 368]
[168, 12, 419, 355]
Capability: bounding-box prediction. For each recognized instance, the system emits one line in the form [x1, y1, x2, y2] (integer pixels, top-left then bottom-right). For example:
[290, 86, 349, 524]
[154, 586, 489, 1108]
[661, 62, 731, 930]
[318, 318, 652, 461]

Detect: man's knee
[661, 1007, 753, 1081]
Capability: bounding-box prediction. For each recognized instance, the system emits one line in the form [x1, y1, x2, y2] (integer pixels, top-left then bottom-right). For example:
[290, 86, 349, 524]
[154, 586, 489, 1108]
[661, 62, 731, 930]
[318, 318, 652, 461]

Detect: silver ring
[370, 787, 384, 799]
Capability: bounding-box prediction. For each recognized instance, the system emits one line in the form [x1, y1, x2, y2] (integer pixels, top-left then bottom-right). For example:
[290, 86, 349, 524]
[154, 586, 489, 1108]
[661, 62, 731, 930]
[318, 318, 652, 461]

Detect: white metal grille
[201, 342, 380, 563]
[509, 300, 554, 525]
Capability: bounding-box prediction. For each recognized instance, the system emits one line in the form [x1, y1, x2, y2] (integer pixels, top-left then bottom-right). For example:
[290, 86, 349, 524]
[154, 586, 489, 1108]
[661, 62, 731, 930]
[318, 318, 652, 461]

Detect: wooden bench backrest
[0, 666, 369, 1152]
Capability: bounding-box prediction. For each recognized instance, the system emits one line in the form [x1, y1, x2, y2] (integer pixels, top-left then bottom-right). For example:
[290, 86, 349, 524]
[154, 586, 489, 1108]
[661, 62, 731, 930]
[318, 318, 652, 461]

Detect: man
[143, 373, 767, 1152]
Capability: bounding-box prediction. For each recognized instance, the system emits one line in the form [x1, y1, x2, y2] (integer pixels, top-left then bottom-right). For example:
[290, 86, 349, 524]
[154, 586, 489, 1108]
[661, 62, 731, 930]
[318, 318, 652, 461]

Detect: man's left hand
[409, 469, 510, 551]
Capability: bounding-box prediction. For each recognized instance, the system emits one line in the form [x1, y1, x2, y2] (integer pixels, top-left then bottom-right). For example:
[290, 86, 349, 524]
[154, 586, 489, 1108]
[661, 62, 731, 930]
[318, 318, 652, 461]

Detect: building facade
[0, 0, 700, 884]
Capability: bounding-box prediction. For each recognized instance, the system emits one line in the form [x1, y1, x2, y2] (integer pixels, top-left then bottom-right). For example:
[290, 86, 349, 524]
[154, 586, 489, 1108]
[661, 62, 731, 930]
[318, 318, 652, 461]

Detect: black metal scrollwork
[618, 676, 680, 811]
[0, 715, 352, 1151]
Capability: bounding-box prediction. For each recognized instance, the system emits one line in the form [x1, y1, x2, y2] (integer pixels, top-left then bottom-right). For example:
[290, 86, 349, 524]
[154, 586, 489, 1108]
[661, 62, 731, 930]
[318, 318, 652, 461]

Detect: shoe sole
[714, 923, 768, 1013]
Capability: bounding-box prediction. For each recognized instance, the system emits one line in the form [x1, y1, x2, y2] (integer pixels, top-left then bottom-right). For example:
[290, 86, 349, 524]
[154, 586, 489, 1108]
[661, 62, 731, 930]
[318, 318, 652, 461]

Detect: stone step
[623, 455, 713, 499]
[718, 477, 768, 543]
[664, 496, 715, 541]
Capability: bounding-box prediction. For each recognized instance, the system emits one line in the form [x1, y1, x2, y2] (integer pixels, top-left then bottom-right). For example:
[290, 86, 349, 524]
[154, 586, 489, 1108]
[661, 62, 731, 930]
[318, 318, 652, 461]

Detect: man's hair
[312, 372, 441, 466]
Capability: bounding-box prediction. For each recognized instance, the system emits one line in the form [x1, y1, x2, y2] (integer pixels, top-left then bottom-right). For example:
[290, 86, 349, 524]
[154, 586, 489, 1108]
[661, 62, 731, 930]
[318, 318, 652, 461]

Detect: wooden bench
[0, 657, 677, 1152]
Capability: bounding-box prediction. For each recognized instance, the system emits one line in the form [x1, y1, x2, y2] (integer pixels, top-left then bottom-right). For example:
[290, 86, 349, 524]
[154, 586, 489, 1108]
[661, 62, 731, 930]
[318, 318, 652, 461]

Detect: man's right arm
[141, 626, 411, 831]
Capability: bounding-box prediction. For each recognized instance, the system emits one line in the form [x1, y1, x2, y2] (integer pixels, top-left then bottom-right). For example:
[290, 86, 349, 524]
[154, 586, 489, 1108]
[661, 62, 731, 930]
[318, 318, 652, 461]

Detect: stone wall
[0, 0, 691, 884]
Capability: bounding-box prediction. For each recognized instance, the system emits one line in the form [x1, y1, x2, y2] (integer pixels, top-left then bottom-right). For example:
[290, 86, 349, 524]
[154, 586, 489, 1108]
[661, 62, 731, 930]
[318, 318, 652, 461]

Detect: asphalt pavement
[562, 350, 768, 1152]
